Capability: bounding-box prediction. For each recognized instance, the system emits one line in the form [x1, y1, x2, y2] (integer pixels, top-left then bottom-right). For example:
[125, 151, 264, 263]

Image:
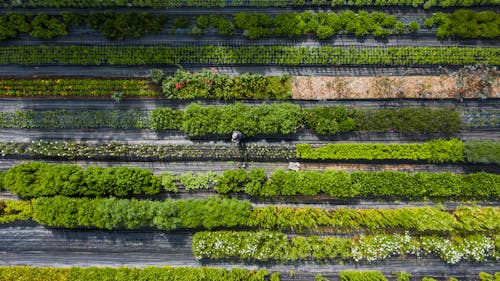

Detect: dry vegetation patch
[292, 66, 499, 99]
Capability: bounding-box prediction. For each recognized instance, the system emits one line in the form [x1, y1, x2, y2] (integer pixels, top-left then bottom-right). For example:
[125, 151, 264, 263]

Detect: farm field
[0, 1, 499, 281]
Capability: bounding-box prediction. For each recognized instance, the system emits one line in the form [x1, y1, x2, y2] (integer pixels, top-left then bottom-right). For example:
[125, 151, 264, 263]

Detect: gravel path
[0, 65, 458, 78]
[0, 98, 498, 111]
[0, 128, 498, 143]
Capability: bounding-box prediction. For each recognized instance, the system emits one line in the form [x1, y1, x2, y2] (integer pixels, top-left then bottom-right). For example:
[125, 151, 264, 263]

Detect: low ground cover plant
[192, 231, 499, 264]
[0, 45, 497, 66]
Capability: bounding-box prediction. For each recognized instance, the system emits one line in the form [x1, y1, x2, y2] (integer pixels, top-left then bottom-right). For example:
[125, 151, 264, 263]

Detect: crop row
[1, 266, 498, 281]
[2, 197, 499, 234]
[0, 45, 498, 66]
[193, 231, 500, 264]
[1, 0, 496, 9]
[4, 162, 500, 199]
[0, 141, 296, 161]
[0, 79, 155, 97]
[0, 139, 498, 164]
[0, 104, 462, 135]
[0, 266, 277, 281]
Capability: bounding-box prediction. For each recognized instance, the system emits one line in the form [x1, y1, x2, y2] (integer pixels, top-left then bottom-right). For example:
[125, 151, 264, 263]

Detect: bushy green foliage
[353, 107, 461, 134]
[425, 10, 500, 39]
[149, 68, 164, 84]
[32, 196, 252, 230]
[0, 200, 33, 223]
[181, 103, 302, 137]
[88, 12, 167, 40]
[0, 171, 4, 191]
[0, 266, 273, 281]
[4, 162, 162, 198]
[162, 69, 291, 100]
[393, 272, 411, 281]
[160, 172, 178, 193]
[296, 139, 465, 163]
[248, 206, 500, 233]
[149, 108, 184, 130]
[340, 271, 387, 281]
[215, 169, 500, 199]
[303, 106, 356, 134]
[179, 172, 217, 190]
[464, 140, 500, 165]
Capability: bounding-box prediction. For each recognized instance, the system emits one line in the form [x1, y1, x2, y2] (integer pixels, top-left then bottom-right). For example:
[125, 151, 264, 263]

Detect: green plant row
[0, 200, 32, 223]
[4, 196, 499, 234]
[153, 104, 462, 136]
[0, 12, 167, 41]
[247, 206, 500, 233]
[1, 45, 498, 66]
[162, 68, 292, 100]
[1, 0, 496, 9]
[0, 109, 149, 129]
[215, 169, 500, 199]
[32, 196, 251, 230]
[424, 10, 500, 39]
[0, 141, 295, 161]
[296, 139, 464, 163]
[297, 140, 500, 165]
[0, 79, 155, 97]
[1, 267, 499, 281]
[0, 266, 277, 281]
[0, 104, 462, 135]
[192, 231, 500, 264]
[4, 162, 162, 198]
[5, 162, 500, 199]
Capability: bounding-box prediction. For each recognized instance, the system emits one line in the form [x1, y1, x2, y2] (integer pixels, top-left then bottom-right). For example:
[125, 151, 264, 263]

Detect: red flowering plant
[162, 68, 230, 99]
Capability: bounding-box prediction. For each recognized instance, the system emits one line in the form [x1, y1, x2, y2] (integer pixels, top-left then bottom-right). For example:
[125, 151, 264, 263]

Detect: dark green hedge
[0, 266, 276, 281]
[352, 107, 462, 134]
[425, 10, 500, 39]
[4, 162, 161, 198]
[215, 169, 500, 199]
[296, 139, 464, 163]
[464, 140, 500, 165]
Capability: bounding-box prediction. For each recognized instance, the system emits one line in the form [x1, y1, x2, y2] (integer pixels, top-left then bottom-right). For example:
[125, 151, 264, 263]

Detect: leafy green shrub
[340, 271, 387, 281]
[29, 14, 68, 39]
[479, 272, 494, 281]
[248, 206, 500, 233]
[160, 172, 178, 193]
[0, 171, 4, 191]
[393, 272, 411, 281]
[32, 196, 251, 230]
[162, 69, 291, 100]
[4, 162, 162, 198]
[303, 106, 356, 134]
[426, 10, 500, 39]
[181, 103, 302, 137]
[149, 68, 164, 83]
[149, 108, 184, 130]
[173, 16, 191, 28]
[353, 107, 461, 134]
[0, 200, 33, 223]
[0, 266, 273, 281]
[88, 12, 167, 40]
[464, 140, 500, 165]
[215, 168, 500, 199]
[179, 172, 217, 190]
[296, 139, 464, 163]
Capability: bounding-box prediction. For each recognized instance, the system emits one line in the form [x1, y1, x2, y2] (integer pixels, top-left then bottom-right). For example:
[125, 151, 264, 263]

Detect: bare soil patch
[292, 67, 499, 100]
